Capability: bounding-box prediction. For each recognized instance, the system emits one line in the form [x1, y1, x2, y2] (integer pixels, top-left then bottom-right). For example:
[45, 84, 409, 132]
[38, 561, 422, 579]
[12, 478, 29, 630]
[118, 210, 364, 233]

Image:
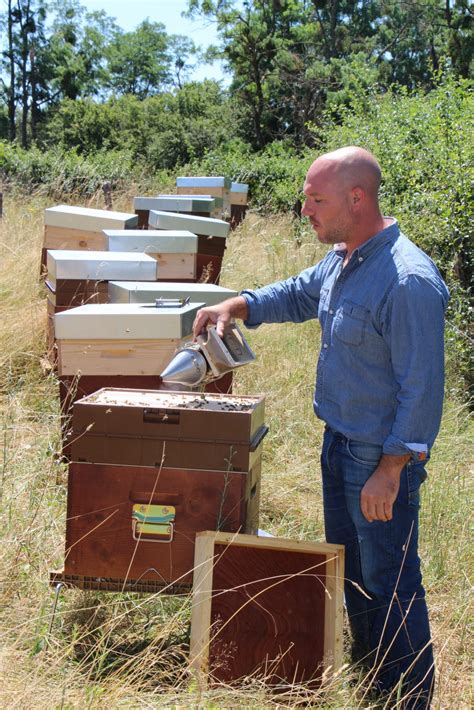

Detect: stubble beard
[314, 221, 351, 245]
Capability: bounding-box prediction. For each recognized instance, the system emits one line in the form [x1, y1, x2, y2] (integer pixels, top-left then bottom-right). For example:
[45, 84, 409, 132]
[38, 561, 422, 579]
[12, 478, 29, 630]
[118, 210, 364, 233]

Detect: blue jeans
[321, 427, 434, 708]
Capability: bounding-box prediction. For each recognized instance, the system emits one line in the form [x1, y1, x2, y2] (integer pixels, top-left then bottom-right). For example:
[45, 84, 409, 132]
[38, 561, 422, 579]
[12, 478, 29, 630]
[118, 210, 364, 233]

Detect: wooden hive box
[46, 250, 158, 366]
[148, 212, 230, 284]
[55, 301, 202, 377]
[42, 205, 138, 272]
[108, 281, 238, 306]
[46, 250, 158, 303]
[176, 177, 231, 205]
[104, 230, 198, 281]
[230, 182, 249, 230]
[58, 373, 234, 458]
[230, 182, 249, 206]
[134, 196, 216, 228]
[60, 461, 261, 589]
[70, 388, 267, 472]
[190, 532, 344, 688]
[58, 371, 231, 461]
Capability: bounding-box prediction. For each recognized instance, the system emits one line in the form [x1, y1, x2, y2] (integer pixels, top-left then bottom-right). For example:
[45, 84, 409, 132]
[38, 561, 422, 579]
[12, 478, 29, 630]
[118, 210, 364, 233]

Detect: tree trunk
[30, 45, 37, 142]
[7, 0, 16, 141]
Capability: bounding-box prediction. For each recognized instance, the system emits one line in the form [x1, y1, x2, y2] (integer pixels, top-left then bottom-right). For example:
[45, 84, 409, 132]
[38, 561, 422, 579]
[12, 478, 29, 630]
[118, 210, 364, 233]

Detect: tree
[168, 35, 198, 89]
[42, 1, 117, 102]
[106, 20, 172, 98]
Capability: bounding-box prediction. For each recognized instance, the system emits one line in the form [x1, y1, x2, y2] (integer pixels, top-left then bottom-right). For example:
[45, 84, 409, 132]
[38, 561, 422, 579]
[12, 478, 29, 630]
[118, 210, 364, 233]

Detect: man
[192, 147, 449, 708]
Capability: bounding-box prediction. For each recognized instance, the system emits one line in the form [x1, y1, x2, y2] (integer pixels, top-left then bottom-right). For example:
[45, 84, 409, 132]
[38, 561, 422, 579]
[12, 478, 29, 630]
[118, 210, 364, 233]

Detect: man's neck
[344, 215, 390, 259]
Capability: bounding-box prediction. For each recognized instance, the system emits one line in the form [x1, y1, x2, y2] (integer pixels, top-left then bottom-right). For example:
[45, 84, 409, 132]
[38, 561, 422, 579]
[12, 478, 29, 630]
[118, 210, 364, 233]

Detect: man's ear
[351, 187, 364, 205]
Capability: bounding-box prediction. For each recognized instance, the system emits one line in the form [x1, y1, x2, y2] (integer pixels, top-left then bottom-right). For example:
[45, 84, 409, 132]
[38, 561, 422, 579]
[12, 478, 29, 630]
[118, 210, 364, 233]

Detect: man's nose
[301, 199, 313, 217]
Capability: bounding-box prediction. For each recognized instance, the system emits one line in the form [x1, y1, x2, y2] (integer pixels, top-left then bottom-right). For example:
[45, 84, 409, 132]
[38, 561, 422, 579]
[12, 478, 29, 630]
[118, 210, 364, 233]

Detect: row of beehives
[44, 176, 245, 396]
[44, 176, 345, 688]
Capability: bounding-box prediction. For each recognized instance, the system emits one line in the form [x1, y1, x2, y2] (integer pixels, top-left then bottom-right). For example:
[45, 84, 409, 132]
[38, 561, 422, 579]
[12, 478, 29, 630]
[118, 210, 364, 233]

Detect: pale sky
[81, 0, 226, 83]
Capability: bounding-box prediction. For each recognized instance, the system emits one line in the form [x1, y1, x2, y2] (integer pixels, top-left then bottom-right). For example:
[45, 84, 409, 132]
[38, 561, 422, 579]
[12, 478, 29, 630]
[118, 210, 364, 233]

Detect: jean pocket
[346, 439, 382, 466]
[406, 462, 427, 507]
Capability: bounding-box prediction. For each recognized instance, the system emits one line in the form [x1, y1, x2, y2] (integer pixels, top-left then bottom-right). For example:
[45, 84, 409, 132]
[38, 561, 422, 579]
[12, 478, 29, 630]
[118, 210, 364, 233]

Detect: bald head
[311, 146, 381, 200]
[302, 146, 386, 249]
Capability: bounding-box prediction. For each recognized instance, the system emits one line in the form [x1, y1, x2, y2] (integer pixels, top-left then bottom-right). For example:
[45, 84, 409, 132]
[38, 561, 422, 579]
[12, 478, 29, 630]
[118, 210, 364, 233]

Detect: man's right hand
[192, 296, 249, 339]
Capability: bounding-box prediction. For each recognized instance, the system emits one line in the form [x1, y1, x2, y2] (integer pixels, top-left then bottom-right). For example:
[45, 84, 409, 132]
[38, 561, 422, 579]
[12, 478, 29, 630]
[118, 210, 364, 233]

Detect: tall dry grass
[0, 190, 472, 709]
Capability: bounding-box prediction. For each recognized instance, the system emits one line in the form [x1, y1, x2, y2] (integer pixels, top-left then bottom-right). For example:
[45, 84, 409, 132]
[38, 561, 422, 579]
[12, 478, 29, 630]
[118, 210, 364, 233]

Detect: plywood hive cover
[55, 302, 203, 340]
[190, 532, 344, 688]
[108, 281, 238, 305]
[44, 205, 138, 230]
[104, 230, 198, 253]
[47, 250, 158, 282]
[148, 211, 230, 238]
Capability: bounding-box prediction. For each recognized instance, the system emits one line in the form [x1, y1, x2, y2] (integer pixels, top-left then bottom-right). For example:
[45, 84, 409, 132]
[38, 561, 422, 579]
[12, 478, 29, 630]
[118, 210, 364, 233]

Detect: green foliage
[0, 142, 136, 196]
[42, 81, 236, 169]
[187, 0, 473, 147]
[105, 20, 171, 98]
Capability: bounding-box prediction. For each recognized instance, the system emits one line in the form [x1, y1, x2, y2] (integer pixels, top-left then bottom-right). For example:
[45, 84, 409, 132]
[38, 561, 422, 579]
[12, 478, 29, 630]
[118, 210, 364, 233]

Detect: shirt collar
[333, 218, 399, 260]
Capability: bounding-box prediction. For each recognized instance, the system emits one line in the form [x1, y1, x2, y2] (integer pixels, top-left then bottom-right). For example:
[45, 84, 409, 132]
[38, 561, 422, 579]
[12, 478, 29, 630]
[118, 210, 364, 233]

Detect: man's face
[301, 160, 353, 244]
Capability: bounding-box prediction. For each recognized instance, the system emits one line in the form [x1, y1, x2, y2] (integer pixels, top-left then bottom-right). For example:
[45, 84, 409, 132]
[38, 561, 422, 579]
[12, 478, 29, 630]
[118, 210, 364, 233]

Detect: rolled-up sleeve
[381, 273, 449, 458]
[241, 262, 326, 329]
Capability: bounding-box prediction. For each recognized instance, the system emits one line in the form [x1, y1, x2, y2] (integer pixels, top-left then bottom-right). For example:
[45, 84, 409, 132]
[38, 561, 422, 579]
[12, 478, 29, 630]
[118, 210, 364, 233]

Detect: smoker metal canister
[159, 347, 208, 386]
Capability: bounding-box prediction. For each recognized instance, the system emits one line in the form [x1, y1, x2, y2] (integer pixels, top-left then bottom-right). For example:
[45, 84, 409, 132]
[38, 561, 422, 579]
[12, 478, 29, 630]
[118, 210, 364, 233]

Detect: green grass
[0, 193, 472, 708]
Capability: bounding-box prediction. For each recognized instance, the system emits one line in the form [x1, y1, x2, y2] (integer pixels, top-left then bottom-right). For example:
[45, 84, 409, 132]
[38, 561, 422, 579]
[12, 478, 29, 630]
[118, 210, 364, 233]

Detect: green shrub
[0, 143, 136, 197]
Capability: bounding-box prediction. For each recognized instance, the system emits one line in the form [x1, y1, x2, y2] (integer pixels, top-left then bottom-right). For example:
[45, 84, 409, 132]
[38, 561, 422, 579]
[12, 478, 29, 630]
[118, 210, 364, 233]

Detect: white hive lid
[44, 205, 138, 230]
[108, 281, 238, 305]
[133, 196, 215, 212]
[148, 211, 230, 238]
[176, 176, 231, 189]
[46, 250, 158, 281]
[54, 302, 204, 340]
[104, 230, 198, 253]
[167, 194, 225, 207]
[231, 182, 249, 193]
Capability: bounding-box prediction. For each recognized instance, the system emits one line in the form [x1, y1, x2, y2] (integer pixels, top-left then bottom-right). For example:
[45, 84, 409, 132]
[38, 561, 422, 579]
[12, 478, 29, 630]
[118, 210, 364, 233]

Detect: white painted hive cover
[108, 281, 238, 305]
[104, 230, 198, 253]
[133, 196, 215, 212]
[54, 302, 205, 340]
[47, 250, 158, 281]
[164, 194, 225, 208]
[44, 205, 138, 230]
[176, 176, 231, 189]
[231, 182, 249, 193]
[148, 211, 230, 238]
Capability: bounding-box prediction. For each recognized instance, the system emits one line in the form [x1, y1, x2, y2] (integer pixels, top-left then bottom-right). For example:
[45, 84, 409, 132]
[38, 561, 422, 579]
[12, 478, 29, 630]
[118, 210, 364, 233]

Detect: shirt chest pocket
[333, 300, 369, 346]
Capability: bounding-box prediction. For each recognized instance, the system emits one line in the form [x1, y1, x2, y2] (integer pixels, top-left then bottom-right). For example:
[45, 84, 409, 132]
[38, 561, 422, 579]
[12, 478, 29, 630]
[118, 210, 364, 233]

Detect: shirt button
[329, 309, 334, 315]
[358, 256, 363, 262]
[323, 343, 329, 349]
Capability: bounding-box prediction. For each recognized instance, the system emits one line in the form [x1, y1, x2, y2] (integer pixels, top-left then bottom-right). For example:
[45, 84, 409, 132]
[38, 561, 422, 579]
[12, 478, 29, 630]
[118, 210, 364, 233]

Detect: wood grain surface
[207, 543, 327, 687]
[64, 462, 257, 584]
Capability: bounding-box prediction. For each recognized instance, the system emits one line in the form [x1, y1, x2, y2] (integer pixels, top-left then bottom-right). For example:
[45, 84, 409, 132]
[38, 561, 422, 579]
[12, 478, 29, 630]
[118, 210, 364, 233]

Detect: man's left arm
[361, 273, 449, 522]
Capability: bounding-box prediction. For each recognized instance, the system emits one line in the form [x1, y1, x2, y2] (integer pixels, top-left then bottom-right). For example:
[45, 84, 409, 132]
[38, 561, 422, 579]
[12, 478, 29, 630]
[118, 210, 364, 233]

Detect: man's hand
[192, 296, 249, 339]
[360, 454, 410, 522]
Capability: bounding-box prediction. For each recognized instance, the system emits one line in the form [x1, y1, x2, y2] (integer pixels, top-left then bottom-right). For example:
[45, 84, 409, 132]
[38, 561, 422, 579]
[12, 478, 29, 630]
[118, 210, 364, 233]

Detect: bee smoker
[160, 322, 256, 387]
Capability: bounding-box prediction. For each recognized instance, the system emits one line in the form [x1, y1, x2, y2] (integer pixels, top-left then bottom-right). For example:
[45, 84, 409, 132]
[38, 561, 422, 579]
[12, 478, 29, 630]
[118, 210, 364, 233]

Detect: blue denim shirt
[241, 220, 449, 457]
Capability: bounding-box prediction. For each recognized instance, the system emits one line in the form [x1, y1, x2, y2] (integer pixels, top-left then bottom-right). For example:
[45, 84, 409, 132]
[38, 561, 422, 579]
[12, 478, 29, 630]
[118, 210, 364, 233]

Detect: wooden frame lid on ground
[190, 531, 344, 690]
